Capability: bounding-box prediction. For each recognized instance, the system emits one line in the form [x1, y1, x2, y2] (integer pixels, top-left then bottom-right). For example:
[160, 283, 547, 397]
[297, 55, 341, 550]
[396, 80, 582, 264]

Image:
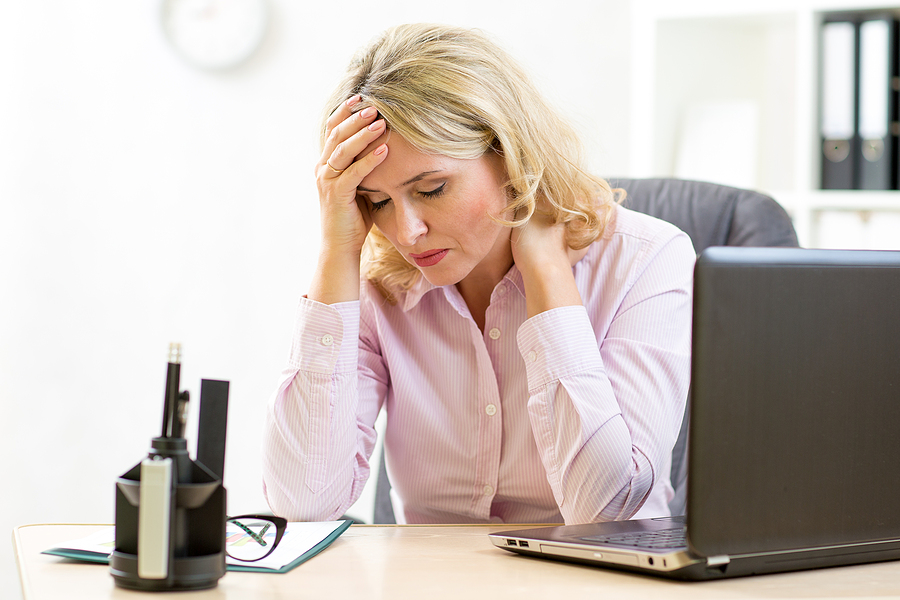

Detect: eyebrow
[357, 170, 443, 193]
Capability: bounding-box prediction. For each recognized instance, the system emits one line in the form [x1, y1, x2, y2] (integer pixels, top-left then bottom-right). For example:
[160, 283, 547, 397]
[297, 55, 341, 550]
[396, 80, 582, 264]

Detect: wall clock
[161, 0, 269, 70]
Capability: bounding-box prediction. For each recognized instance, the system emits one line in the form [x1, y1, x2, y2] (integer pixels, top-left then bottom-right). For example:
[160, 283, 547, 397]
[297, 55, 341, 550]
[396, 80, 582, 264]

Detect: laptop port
[507, 539, 518, 546]
[519, 540, 529, 548]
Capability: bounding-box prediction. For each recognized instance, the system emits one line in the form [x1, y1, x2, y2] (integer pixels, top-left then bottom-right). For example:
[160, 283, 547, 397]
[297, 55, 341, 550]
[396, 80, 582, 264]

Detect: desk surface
[14, 523, 900, 599]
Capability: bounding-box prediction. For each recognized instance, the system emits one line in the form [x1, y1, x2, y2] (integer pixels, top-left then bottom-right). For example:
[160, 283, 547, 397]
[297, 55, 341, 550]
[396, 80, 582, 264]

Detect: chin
[416, 264, 469, 288]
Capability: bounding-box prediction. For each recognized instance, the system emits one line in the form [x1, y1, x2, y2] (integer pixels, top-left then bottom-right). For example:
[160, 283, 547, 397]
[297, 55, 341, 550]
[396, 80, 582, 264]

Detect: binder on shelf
[820, 18, 859, 190]
[857, 16, 899, 190]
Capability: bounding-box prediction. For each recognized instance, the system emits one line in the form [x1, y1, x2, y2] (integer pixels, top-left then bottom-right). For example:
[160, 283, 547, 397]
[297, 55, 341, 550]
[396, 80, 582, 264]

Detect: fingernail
[374, 144, 387, 155]
[368, 119, 385, 131]
[361, 107, 377, 119]
[346, 95, 361, 107]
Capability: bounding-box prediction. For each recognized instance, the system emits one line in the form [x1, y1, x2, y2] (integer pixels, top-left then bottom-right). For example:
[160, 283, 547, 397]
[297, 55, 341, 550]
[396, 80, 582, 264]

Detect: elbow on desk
[262, 477, 334, 522]
[262, 471, 356, 522]
[560, 447, 655, 525]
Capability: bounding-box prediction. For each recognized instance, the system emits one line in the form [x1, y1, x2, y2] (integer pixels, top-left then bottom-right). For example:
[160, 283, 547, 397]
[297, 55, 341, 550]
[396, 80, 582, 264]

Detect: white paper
[50, 521, 347, 572]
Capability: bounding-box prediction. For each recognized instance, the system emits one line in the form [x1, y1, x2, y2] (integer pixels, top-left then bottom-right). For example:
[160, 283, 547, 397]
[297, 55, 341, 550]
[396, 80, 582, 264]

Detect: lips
[410, 249, 449, 267]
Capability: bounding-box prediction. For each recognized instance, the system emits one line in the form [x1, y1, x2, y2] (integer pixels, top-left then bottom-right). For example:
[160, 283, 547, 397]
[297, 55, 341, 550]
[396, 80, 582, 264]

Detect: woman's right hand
[307, 96, 389, 304]
[315, 95, 389, 258]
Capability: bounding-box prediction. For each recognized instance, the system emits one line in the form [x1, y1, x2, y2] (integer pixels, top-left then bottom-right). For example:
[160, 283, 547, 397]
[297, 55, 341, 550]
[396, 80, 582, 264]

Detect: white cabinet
[629, 0, 900, 248]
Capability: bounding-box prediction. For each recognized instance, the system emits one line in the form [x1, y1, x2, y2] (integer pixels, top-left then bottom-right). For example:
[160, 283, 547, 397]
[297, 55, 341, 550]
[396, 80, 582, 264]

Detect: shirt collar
[399, 275, 439, 312]
[397, 263, 526, 313]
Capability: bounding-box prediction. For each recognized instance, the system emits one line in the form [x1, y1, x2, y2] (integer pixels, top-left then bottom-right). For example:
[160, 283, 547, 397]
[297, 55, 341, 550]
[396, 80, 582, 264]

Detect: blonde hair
[320, 23, 618, 301]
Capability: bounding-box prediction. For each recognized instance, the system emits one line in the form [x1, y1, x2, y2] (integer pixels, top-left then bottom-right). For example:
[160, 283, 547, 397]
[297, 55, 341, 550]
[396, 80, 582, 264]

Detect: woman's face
[356, 134, 514, 288]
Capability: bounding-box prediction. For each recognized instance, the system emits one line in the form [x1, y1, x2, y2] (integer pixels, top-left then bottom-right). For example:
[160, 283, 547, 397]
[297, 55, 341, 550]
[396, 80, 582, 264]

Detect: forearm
[519, 304, 690, 525]
[263, 370, 371, 521]
[262, 298, 377, 520]
[526, 376, 656, 524]
[307, 250, 363, 304]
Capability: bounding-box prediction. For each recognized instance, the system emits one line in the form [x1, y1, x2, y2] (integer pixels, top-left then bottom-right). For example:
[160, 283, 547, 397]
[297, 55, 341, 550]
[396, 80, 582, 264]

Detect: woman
[263, 24, 694, 525]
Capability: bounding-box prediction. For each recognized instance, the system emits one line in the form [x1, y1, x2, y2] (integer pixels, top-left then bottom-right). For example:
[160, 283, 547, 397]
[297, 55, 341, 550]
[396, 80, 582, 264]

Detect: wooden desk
[14, 523, 900, 599]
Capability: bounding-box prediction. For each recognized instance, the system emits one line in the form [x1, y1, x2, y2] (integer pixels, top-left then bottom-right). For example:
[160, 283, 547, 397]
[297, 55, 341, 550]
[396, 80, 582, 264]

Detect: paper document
[43, 520, 351, 574]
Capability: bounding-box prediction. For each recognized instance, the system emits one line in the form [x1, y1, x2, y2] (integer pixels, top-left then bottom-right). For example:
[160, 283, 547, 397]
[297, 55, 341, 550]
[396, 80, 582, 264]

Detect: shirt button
[496, 285, 508, 296]
[483, 485, 494, 497]
[488, 328, 501, 340]
[527, 350, 537, 362]
[485, 404, 497, 416]
[321, 334, 334, 346]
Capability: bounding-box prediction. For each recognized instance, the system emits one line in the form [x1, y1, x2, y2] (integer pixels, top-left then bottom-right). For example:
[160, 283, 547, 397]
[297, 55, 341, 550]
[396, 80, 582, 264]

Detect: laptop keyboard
[580, 527, 687, 550]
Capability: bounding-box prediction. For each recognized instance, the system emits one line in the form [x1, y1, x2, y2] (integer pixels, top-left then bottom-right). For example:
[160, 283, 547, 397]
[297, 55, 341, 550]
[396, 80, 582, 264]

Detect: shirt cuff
[516, 305, 604, 391]
[288, 297, 360, 374]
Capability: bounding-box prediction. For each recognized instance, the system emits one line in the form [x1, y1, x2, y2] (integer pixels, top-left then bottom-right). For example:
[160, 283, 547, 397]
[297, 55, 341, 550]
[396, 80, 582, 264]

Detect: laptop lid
[687, 246, 900, 558]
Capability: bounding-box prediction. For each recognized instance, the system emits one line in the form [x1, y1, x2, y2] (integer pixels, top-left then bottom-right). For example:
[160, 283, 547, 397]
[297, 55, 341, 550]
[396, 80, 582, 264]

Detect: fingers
[326, 115, 385, 176]
[320, 97, 385, 178]
[323, 94, 361, 140]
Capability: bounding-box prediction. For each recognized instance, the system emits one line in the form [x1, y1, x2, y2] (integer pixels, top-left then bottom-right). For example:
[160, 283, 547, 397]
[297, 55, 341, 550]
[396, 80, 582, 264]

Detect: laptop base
[491, 521, 900, 580]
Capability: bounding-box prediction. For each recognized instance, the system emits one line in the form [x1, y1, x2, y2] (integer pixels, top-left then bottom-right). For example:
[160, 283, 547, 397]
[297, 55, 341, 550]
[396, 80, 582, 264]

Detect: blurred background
[2, 1, 898, 598]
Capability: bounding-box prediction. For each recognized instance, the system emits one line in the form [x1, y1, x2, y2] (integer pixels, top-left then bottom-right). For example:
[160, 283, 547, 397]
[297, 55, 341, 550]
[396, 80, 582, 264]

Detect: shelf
[629, 0, 900, 250]
[636, 0, 900, 18]
[774, 189, 900, 211]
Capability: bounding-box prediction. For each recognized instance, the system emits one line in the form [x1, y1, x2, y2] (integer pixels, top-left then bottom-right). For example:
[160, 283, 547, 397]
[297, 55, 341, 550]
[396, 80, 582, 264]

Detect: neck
[456, 256, 514, 333]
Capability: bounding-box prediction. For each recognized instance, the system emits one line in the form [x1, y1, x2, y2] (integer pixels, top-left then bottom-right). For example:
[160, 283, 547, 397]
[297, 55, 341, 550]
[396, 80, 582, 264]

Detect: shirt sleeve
[516, 229, 694, 524]
[262, 296, 387, 521]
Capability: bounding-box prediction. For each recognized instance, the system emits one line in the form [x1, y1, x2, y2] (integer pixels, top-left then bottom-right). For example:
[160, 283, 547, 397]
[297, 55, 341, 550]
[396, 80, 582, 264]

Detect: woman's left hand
[511, 209, 588, 317]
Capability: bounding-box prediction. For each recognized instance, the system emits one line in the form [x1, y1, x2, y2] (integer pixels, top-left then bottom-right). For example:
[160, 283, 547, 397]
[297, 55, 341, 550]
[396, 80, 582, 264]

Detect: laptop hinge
[706, 555, 730, 568]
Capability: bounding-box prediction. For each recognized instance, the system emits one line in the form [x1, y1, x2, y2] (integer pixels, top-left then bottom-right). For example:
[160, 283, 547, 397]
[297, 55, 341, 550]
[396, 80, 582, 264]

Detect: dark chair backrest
[373, 178, 800, 523]
[611, 178, 800, 250]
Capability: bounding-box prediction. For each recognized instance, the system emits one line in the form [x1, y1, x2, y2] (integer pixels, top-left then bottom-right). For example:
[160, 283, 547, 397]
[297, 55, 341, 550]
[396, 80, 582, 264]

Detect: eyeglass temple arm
[230, 520, 270, 547]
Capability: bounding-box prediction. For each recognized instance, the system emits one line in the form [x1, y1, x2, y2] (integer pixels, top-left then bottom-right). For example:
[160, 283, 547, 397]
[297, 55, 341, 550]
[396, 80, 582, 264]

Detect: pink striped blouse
[263, 205, 695, 525]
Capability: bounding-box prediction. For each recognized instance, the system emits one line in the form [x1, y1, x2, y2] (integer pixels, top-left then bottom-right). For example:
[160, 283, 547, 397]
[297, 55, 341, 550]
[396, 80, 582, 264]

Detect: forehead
[359, 134, 459, 191]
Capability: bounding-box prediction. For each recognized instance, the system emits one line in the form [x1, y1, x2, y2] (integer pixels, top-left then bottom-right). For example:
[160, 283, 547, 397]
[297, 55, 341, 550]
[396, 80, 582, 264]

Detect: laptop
[490, 246, 900, 580]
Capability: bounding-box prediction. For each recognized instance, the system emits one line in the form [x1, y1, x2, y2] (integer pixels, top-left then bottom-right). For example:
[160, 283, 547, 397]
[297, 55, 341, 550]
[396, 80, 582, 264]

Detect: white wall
[0, 1, 631, 597]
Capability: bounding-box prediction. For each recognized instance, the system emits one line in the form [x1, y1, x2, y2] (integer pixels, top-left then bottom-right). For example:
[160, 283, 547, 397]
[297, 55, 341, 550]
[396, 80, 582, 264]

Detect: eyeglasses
[225, 514, 287, 562]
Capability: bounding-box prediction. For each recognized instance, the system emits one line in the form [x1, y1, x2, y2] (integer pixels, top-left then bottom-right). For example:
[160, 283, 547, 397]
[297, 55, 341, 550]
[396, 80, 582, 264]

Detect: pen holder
[110, 436, 227, 591]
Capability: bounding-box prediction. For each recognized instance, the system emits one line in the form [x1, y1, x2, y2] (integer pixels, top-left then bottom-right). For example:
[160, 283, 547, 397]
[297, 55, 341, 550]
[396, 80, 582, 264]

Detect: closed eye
[370, 198, 391, 212]
[420, 183, 446, 198]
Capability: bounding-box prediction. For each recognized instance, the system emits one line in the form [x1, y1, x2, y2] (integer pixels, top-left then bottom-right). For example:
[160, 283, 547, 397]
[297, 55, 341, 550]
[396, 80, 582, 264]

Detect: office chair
[372, 177, 800, 523]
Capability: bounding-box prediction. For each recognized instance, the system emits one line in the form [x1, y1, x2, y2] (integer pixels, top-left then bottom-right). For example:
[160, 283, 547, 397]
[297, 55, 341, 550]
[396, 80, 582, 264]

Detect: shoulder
[604, 204, 689, 247]
[575, 207, 694, 331]
[575, 205, 694, 301]
[586, 204, 694, 266]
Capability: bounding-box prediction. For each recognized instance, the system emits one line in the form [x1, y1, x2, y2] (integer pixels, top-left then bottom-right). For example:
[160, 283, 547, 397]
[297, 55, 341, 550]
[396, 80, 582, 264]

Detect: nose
[392, 200, 428, 247]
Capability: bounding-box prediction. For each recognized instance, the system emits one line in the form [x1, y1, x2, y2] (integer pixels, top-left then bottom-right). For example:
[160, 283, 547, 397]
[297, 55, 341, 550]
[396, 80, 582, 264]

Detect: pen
[161, 342, 182, 438]
[172, 390, 190, 439]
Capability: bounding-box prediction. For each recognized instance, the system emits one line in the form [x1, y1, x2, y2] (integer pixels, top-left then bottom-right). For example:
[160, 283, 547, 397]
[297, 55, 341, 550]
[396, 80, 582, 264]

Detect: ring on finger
[326, 161, 345, 175]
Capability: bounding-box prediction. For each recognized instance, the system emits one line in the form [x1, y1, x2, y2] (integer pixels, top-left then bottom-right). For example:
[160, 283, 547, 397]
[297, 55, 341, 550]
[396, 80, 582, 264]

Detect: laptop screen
[687, 247, 900, 558]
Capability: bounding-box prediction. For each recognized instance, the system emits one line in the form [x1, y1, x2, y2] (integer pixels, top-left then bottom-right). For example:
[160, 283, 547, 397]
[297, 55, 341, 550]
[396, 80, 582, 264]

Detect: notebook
[490, 246, 900, 580]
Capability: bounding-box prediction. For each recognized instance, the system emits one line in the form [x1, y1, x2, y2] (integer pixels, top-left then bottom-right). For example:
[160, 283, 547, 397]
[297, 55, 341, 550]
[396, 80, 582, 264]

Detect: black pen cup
[110, 436, 227, 591]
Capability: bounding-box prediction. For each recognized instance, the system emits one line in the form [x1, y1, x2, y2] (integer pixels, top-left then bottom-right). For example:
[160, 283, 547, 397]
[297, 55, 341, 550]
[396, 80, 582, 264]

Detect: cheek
[465, 187, 508, 229]
[373, 218, 401, 249]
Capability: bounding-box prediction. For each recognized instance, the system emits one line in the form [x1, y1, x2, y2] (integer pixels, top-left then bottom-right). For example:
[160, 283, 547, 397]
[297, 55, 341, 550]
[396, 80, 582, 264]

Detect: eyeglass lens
[226, 517, 278, 561]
